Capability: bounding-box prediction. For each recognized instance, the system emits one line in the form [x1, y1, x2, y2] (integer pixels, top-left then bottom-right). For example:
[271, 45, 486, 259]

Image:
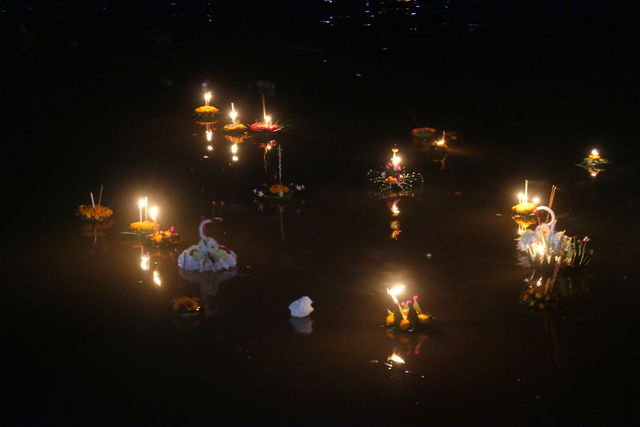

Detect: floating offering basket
[170, 297, 203, 316]
[517, 206, 593, 271]
[77, 187, 113, 222]
[577, 149, 609, 177]
[384, 286, 434, 332]
[367, 147, 424, 193]
[178, 219, 237, 272]
[145, 227, 180, 247]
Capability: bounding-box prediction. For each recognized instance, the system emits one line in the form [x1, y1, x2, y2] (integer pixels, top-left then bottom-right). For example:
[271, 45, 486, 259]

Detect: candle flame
[591, 148, 599, 157]
[230, 110, 238, 122]
[264, 115, 271, 124]
[388, 353, 406, 364]
[517, 192, 527, 203]
[532, 197, 540, 205]
[390, 201, 400, 216]
[204, 91, 212, 105]
[387, 285, 405, 297]
[138, 198, 146, 209]
[149, 206, 158, 223]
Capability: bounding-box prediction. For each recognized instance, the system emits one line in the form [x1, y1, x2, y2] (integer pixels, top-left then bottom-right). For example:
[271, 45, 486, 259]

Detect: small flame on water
[388, 353, 406, 364]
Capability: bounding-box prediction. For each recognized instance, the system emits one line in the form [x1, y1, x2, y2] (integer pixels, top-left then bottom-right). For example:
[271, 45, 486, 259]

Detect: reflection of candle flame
[390, 201, 400, 216]
[206, 130, 212, 141]
[207, 145, 213, 151]
[231, 143, 238, 154]
[388, 353, 406, 364]
[140, 254, 150, 271]
[232, 155, 239, 162]
[153, 270, 161, 286]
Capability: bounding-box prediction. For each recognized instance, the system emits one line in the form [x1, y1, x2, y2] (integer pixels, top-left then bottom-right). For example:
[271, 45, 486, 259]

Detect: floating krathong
[577, 148, 609, 177]
[252, 144, 304, 200]
[78, 203, 113, 222]
[250, 95, 281, 132]
[385, 285, 434, 332]
[517, 206, 593, 270]
[194, 91, 220, 116]
[78, 187, 113, 221]
[432, 131, 448, 149]
[367, 147, 424, 193]
[511, 180, 541, 232]
[411, 127, 437, 139]
[170, 297, 202, 316]
[178, 219, 237, 272]
[129, 220, 157, 232]
[223, 102, 247, 133]
[146, 226, 180, 247]
[250, 118, 281, 132]
[518, 270, 560, 311]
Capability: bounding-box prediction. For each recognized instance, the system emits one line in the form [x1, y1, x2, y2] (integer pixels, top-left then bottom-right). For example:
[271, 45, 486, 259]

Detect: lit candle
[387, 284, 405, 306]
[150, 206, 158, 224]
[589, 148, 600, 160]
[138, 198, 145, 222]
[230, 102, 238, 124]
[391, 148, 401, 168]
[264, 115, 272, 127]
[204, 91, 212, 106]
[532, 197, 540, 205]
[390, 200, 400, 216]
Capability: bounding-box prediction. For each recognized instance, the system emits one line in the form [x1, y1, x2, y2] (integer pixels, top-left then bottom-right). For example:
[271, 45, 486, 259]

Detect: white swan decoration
[178, 219, 237, 272]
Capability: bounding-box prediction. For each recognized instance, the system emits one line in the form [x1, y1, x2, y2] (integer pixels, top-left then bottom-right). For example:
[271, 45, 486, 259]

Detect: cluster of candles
[199, 92, 280, 162]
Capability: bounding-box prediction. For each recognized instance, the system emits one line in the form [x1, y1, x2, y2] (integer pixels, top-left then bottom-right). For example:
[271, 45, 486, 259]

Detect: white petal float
[288, 296, 314, 318]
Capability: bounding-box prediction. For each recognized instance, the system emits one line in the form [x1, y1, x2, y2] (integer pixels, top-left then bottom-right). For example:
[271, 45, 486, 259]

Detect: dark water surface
[6, 57, 640, 424]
